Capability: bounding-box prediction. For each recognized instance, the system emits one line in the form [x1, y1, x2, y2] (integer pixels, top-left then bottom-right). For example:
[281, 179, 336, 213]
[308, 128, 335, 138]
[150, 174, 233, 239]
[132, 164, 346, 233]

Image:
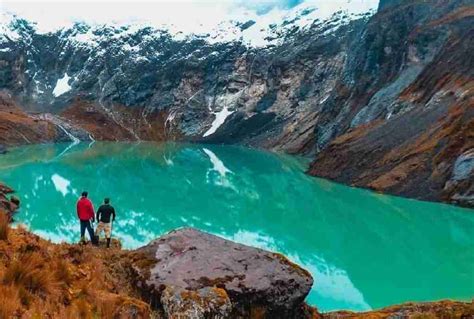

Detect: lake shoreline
[1, 182, 473, 318]
[0, 133, 471, 209]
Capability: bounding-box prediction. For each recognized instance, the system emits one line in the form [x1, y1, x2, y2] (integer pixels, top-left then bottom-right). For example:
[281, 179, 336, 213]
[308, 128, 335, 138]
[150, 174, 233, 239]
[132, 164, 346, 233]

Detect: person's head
[81, 191, 88, 198]
[104, 198, 110, 204]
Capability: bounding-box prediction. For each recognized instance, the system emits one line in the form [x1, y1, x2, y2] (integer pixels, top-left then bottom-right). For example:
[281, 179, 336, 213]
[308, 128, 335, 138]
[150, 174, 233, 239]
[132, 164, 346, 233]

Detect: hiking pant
[95, 221, 112, 239]
[80, 220, 94, 242]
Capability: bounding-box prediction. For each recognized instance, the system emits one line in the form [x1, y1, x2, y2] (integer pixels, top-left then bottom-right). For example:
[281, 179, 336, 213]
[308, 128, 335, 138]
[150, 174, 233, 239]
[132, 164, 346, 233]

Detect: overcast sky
[1, 0, 379, 34]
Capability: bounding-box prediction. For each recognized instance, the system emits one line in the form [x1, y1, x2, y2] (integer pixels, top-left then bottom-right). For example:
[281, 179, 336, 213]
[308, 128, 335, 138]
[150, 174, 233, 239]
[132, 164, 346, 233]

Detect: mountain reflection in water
[0, 142, 472, 312]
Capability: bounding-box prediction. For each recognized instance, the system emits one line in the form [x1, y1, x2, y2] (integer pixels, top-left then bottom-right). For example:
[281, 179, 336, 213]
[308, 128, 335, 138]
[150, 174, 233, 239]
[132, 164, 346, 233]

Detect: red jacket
[77, 197, 95, 221]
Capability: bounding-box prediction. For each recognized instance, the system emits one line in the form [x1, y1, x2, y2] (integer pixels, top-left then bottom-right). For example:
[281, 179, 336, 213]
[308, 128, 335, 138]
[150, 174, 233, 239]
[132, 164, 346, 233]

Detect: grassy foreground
[0, 218, 152, 318]
[0, 207, 472, 318]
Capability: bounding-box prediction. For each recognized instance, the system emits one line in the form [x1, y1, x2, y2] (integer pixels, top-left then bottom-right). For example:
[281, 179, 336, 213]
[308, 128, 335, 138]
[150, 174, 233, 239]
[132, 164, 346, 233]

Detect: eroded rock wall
[308, 4, 474, 206]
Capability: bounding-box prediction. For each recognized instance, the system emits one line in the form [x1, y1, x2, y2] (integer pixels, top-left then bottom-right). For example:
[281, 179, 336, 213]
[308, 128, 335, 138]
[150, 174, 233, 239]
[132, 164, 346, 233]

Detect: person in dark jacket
[95, 197, 116, 248]
[77, 191, 96, 244]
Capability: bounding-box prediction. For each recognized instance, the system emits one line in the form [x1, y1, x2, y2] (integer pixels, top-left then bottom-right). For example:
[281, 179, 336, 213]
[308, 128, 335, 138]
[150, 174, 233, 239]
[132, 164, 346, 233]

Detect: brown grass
[96, 297, 118, 319]
[55, 259, 73, 286]
[0, 211, 9, 241]
[0, 214, 473, 318]
[0, 285, 21, 319]
[0, 226, 153, 318]
[73, 298, 94, 319]
[3, 252, 60, 298]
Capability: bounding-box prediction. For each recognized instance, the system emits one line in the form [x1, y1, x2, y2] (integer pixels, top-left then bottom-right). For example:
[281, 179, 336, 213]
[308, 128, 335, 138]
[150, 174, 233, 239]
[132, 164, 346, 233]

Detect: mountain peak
[1, 1, 377, 48]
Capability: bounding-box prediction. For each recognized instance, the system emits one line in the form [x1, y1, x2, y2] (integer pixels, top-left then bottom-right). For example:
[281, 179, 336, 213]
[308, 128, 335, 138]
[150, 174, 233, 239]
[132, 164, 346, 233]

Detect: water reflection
[51, 174, 74, 196]
[203, 148, 234, 189]
[0, 142, 473, 312]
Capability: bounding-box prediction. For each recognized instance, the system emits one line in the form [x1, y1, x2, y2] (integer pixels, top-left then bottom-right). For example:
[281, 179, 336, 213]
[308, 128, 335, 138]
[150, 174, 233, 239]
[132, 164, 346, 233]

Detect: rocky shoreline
[0, 183, 473, 318]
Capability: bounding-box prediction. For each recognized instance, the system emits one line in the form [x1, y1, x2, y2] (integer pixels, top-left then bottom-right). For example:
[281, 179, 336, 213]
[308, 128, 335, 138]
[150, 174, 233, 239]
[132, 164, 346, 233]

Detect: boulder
[132, 228, 313, 318]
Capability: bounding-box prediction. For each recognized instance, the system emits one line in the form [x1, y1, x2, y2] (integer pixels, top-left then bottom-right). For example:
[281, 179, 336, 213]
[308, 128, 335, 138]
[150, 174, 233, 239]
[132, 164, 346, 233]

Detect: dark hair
[104, 198, 110, 204]
[81, 191, 88, 197]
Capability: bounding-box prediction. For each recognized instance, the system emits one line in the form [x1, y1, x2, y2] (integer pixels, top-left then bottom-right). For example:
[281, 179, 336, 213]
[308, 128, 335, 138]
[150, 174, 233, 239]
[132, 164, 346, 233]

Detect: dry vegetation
[0, 210, 472, 319]
[0, 223, 152, 319]
[0, 211, 9, 241]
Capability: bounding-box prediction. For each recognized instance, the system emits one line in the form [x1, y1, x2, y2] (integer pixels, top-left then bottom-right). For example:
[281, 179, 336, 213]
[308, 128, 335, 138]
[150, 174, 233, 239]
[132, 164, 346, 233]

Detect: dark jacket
[96, 204, 116, 223]
[77, 197, 94, 221]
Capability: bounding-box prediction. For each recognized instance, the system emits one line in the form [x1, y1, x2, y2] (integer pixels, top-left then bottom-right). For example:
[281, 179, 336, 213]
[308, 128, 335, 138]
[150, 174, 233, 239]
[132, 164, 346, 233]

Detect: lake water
[0, 142, 472, 312]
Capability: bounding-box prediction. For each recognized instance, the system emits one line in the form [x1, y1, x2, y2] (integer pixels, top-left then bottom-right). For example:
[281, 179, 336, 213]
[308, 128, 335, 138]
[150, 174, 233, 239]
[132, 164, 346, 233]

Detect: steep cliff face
[0, 1, 374, 150]
[0, 0, 472, 205]
[308, 1, 474, 207]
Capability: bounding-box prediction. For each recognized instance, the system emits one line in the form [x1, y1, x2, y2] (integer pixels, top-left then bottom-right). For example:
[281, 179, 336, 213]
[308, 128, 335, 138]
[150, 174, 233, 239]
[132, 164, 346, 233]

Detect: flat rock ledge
[130, 227, 314, 318]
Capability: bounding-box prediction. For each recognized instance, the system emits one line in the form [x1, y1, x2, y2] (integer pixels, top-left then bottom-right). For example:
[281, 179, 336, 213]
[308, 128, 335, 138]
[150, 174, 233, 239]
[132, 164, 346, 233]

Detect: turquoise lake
[0, 142, 472, 312]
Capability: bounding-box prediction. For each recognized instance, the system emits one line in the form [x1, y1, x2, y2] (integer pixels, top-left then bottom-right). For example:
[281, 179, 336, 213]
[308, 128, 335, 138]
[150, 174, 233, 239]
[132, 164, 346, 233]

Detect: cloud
[235, 0, 304, 15]
[2, 0, 306, 33]
[2, 1, 237, 33]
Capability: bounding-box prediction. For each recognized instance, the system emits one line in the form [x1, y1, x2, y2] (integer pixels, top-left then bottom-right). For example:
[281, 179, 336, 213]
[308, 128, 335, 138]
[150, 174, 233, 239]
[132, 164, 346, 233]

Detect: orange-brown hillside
[0, 223, 151, 318]
[0, 94, 57, 147]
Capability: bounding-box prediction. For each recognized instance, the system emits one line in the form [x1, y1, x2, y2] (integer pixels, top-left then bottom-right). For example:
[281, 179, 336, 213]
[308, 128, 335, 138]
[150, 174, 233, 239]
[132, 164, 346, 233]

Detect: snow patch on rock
[203, 106, 234, 137]
[52, 73, 72, 97]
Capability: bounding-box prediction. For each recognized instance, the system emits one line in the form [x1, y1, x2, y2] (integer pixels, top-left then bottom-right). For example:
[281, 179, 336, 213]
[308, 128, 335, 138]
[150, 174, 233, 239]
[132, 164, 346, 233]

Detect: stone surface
[452, 149, 474, 182]
[160, 286, 232, 319]
[0, 183, 14, 194]
[323, 300, 474, 318]
[0, 183, 18, 220]
[132, 228, 313, 318]
[9, 195, 20, 206]
[308, 10, 474, 207]
[444, 149, 474, 207]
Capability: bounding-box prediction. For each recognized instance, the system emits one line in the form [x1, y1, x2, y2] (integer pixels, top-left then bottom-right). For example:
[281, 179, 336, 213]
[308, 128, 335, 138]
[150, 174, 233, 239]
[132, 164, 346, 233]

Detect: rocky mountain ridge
[0, 0, 473, 207]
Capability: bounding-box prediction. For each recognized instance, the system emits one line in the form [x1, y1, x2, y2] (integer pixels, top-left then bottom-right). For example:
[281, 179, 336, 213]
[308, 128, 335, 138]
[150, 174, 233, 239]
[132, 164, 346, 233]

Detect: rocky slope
[0, 0, 473, 206]
[0, 182, 19, 220]
[308, 1, 474, 207]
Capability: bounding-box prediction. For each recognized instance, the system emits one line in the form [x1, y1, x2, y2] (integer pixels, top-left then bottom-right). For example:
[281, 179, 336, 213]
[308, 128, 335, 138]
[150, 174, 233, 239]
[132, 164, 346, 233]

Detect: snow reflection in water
[1, 142, 473, 312]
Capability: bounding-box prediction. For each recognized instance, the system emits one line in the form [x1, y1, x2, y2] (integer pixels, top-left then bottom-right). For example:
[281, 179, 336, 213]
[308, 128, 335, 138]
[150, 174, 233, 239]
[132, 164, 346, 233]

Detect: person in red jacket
[77, 191, 96, 245]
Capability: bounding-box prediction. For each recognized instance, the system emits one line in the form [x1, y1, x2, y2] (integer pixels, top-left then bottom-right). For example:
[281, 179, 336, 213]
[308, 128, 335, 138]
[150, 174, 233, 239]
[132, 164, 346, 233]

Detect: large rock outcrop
[130, 228, 313, 318]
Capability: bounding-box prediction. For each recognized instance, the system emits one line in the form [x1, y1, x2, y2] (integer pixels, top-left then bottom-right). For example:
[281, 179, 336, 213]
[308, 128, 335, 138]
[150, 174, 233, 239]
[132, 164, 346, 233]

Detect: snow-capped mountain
[2, 0, 377, 48]
[0, 1, 376, 111]
[0, 0, 472, 206]
[0, 0, 376, 139]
